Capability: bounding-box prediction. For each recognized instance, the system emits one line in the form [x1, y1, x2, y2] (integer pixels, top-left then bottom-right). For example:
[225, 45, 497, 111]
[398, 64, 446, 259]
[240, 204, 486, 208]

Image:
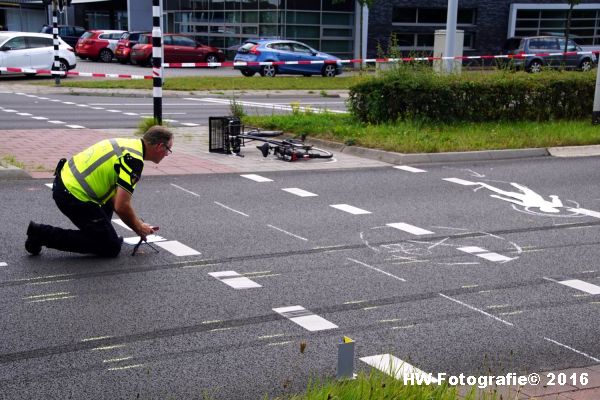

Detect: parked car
[41, 24, 86, 48]
[115, 30, 150, 64]
[234, 39, 343, 77]
[0, 32, 76, 76]
[501, 36, 597, 73]
[130, 33, 225, 66]
[75, 29, 125, 62]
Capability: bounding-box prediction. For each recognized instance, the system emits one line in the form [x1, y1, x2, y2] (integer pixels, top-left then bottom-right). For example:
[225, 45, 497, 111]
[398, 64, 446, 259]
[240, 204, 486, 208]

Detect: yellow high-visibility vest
[60, 138, 144, 205]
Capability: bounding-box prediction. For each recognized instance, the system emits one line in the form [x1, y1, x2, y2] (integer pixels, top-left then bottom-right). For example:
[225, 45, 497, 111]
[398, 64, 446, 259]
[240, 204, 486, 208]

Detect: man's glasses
[163, 143, 172, 154]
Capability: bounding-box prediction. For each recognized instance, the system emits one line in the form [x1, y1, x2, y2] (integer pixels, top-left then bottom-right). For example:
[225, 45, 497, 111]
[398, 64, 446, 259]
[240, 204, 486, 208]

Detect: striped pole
[52, 0, 61, 85]
[152, 0, 162, 125]
[593, 61, 600, 125]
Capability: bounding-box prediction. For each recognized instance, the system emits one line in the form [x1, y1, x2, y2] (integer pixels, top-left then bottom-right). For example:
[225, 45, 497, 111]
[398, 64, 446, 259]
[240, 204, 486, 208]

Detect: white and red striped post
[593, 57, 600, 125]
[152, 0, 163, 125]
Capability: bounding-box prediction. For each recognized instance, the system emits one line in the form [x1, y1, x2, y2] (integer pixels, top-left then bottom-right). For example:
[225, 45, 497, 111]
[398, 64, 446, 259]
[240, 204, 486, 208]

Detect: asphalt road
[1, 156, 600, 399]
[0, 90, 347, 130]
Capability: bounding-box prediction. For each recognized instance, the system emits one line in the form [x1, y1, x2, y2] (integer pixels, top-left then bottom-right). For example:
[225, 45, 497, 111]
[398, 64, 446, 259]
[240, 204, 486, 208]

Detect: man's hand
[137, 222, 156, 241]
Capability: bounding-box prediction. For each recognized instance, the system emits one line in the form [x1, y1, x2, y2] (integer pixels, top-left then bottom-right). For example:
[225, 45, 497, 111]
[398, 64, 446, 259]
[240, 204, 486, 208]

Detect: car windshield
[80, 31, 93, 39]
[0, 34, 11, 44]
[138, 35, 150, 44]
[238, 42, 257, 52]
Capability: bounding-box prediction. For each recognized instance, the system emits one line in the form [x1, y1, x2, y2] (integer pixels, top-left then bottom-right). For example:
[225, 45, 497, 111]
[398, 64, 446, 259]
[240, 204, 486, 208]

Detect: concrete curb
[306, 137, 551, 165]
[0, 165, 32, 180]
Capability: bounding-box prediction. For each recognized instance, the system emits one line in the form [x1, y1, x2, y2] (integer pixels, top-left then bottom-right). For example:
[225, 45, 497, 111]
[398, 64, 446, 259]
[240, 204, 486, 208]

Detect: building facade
[368, 0, 600, 58]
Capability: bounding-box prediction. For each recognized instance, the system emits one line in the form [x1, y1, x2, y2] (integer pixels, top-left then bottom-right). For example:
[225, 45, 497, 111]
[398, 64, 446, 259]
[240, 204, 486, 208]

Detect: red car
[115, 31, 150, 64]
[130, 33, 225, 66]
[75, 30, 125, 62]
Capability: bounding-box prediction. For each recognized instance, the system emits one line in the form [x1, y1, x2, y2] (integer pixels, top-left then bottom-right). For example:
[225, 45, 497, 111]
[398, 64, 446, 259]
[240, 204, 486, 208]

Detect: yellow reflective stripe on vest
[66, 139, 143, 204]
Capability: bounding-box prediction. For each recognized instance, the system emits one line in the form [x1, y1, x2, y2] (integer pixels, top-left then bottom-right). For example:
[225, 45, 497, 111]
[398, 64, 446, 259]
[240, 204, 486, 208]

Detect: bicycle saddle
[257, 142, 270, 158]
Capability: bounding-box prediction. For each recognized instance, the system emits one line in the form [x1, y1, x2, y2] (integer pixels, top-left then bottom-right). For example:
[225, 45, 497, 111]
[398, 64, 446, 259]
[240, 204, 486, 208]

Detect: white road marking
[62, 101, 75, 105]
[568, 208, 600, 218]
[394, 166, 426, 173]
[273, 305, 338, 331]
[544, 337, 600, 362]
[347, 258, 406, 282]
[66, 125, 85, 129]
[208, 271, 262, 289]
[330, 204, 371, 215]
[32, 116, 48, 120]
[0, 262, 7, 267]
[81, 336, 112, 342]
[44, 183, 53, 188]
[386, 222, 433, 235]
[214, 201, 249, 217]
[180, 122, 200, 126]
[123, 112, 138, 116]
[48, 120, 65, 124]
[112, 219, 133, 231]
[106, 109, 121, 113]
[558, 279, 600, 295]
[360, 354, 437, 382]
[267, 224, 308, 241]
[171, 183, 201, 197]
[3, 109, 17, 112]
[123, 235, 166, 245]
[17, 112, 32, 116]
[155, 240, 201, 256]
[241, 174, 273, 182]
[282, 188, 318, 197]
[439, 293, 514, 326]
[457, 246, 513, 262]
[107, 364, 144, 371]
[186, 97, 348, 114]
[443, 177, 479, 186]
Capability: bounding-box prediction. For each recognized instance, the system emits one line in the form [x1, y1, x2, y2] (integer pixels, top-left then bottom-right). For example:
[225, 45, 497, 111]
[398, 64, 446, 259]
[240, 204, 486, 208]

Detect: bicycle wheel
[298, 147, 333, 159]
[245, 129, 283, 138]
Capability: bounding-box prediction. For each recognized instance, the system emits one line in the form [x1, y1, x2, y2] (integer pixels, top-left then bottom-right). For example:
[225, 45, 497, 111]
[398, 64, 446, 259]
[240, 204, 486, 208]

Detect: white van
[0, 32, 77, 76]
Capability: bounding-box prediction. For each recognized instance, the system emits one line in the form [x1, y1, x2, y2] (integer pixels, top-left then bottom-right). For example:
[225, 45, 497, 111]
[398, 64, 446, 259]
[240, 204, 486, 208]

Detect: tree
[564, 0, 581, 55]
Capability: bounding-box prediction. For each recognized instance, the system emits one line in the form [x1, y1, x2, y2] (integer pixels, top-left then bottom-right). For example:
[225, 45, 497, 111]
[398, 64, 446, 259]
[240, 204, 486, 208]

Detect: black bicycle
[231, 130, 334, 161]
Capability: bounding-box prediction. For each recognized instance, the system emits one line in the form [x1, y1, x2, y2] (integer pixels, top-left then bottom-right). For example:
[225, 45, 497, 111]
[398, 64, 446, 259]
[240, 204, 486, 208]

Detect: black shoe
[25, 221, 42, 256]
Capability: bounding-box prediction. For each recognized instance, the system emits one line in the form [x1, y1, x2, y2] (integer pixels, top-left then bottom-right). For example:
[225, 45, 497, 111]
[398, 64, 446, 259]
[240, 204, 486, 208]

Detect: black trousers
[36, 175, 122, 257]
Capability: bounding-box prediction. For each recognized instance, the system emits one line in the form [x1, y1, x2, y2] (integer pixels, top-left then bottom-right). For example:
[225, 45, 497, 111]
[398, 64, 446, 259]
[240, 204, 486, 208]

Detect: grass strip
[47, 75, 367, 91]
[242, 113, 600, 153]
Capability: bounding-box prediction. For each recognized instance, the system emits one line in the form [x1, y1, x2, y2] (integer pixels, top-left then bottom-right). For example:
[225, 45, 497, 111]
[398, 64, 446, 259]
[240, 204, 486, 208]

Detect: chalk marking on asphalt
[282, 188, 318, 197]
[267, 224, 308, 241]
[557, 279, 600, 295]
[439, 293, 514, 327]
[330, 204, 371, 215]
[386, 222, 433, 235]
[461, 284, 479, 289]
[112, 219, 133, 231]
[107, 364, 144, 371]
[92, 345, 126, 351]
[268, 341, 293, 346]
[103, 357, 132, 363]
[457, 246, 513, 262]
[347, 258, 406, 282]
[171, 183, 201, 197]
[344, 300, 368, 305]
[394, 166, 427, 173]
[360, 354, 437, 382]
[81, 336, 112, 342]
[240, 174, 273, 182]
[123, 235, 166, 245]
[202, 320, 222, 324]
[0, 262, 7, 267]
[23, 292, 69, 299]
[544, 337, 600, 362]
[499, 311, 523, 316]
[155, 240, 201, 256]
[209, 327, 234, 332]
[27, 296, 76, 303]
[208, 271, 262, 289]
[485, 304, 510, 309]
[214, 201, 249, 217]
[391, 325, 415, 329]
[273, 305, 338, 331]
[567, 208, 600, 218]
[443, 177, 479, 186]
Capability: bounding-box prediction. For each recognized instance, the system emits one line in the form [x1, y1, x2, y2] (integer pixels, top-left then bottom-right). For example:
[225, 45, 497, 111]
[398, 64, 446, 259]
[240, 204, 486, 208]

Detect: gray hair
[143, 125, 173, 146]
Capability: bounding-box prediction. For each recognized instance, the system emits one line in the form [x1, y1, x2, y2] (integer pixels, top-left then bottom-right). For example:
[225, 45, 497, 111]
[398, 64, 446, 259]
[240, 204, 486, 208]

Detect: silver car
[0, 32, 77, 76]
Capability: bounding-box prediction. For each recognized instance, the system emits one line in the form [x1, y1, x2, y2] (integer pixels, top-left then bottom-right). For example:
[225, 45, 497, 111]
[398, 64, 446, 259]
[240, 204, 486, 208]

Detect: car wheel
[206, 54, 219, 68]
[99, 48, 113, 63]
[241, 70, 256, 77]
[260, 64, 277, 77]
[321, 64, 337, 77]
[579, 59, 593, 72]
[527, 60, 542, 73]
[58, 59, 69, 78]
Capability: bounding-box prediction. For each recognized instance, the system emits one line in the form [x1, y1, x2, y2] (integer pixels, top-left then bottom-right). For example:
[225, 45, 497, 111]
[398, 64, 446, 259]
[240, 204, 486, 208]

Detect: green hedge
[347, 70, 597, 123]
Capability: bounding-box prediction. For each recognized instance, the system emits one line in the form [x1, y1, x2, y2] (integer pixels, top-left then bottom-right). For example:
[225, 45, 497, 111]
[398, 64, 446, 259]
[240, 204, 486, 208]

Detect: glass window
[241, 0, 257, 10]
[286, 0, 320, 11]
[323, 28, 352, 37]
[517, 10, 540, 19]
[418, 9, 446, 24]
[286, 25, 319, 38]
[259, 25, 277, 36]
[286, 11, 319, 24]
[27, 36, 52, 48]
[321, 39, 352, 53]
[172, 35, 197, 46]
[516, 20, 539, 29]
[322, 13, 352, 25]
[225, 0, 239, 10]
[541, 10, 567, 19]
[393, 8, 417, 23]
[242, 26, 257, 34]
[242, 12, 258, 23]
[394, 33, 415, 47]
[457, 9, 475, 24]
[292, 42, 313, 53]
[262, 0, 281, 9]
[195, 25, 209, 33]
[260, 11, 277, 24]
[163, 35, 173, 45]
[323, 0, 352, 12]
[572, 10, 596, 19]
[416, 33, 434, 47]
[270, 42, 292, 51]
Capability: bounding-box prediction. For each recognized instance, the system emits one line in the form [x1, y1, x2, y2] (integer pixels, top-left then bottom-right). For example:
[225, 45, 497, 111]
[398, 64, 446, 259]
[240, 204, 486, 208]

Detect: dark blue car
[234, 39, 343, 77]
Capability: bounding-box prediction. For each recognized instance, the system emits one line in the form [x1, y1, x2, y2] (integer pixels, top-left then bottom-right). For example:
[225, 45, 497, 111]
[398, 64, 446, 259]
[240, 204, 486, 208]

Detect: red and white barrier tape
[1, 50, 598, 78]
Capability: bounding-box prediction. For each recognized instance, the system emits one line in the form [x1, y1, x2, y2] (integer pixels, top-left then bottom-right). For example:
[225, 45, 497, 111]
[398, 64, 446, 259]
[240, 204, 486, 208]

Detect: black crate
[208, 116, 242, 154]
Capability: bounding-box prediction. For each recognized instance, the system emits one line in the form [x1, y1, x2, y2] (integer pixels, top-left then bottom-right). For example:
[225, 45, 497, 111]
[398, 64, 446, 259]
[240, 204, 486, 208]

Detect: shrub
[347, 69, 596, 123]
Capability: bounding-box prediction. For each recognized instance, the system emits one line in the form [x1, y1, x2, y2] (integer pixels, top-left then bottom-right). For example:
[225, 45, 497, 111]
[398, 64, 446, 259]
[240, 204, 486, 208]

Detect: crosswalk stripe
[209, 271, 261, 289]
[387, 222, 433, 235]
[282, 188, 318, 197]
[360, 354, 437, 382]
[330, 204, 371, 215]
[394, 166, 426, 173]
[155, 240, 201, 256]
[241, 174, 273, 182]
[559, 279, 600, 295]
[273, 305, 338, 331]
